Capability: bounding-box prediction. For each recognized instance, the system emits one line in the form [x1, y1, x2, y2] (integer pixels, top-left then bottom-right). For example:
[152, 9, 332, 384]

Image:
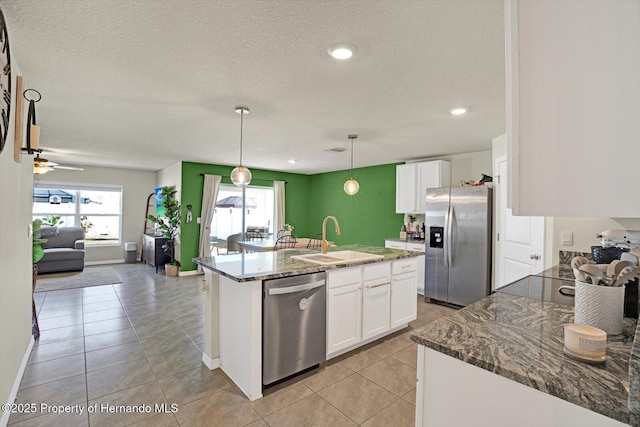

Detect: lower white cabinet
[362, 283, 391, 340]
[391, 271, 418, 327]
[384, 240, 406, 250]
[326, 259, 418, 358]
[327, 268, 362, 355]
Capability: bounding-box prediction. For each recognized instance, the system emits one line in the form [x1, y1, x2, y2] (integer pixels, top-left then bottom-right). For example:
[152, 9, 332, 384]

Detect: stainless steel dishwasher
[263, 272, 326, 386]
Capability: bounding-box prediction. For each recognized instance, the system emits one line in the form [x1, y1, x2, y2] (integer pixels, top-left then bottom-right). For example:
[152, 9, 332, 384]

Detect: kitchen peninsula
[193, 244, 423, 401]
[410, 280, 640, 426]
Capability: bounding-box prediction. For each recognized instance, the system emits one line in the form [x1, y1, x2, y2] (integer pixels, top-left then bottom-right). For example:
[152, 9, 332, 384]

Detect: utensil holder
[573, 280, 624, 335]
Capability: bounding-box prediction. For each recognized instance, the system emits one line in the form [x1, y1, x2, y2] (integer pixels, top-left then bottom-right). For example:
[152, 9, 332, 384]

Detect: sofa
[37, 226, 85, 274]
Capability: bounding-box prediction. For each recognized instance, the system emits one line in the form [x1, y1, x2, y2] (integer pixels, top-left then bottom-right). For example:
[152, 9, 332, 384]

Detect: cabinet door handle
[364, 278, 389, 288]
[365, 282, 389, 289]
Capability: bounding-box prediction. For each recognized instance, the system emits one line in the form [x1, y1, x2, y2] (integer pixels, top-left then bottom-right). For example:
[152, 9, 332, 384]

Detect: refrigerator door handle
[443, 205, 451, 267]
[447, 205, 455, 266]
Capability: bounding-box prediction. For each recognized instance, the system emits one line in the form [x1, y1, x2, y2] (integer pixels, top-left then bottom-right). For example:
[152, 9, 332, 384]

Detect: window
[210, 185, 274, 244]
[33, 183, 123, 247]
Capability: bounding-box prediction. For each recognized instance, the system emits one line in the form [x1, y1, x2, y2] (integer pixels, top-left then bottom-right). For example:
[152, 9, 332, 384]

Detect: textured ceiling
[1, 0, 505, 174]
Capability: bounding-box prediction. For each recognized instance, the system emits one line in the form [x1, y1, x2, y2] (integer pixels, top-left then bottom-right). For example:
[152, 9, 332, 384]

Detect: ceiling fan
[33, 153, 84, 175]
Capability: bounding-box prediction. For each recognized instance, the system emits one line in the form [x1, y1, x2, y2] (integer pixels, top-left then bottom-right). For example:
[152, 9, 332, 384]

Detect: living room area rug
[35, 266, 122, 293]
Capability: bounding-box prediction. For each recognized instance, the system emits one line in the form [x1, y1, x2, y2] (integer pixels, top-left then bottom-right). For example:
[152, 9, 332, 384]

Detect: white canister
[559, 280, 624, 335]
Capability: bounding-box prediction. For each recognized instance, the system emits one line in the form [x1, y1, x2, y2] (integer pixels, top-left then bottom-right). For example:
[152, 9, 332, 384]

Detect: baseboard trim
[85, 259, 125, 266]
[179, 270, 202, 277]
[1, 336, 35, 427]
[202, 352, 220, 370]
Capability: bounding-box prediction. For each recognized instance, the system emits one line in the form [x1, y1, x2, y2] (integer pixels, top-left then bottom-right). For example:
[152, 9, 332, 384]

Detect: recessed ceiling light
[288, 159, 297, 164]
[328, 44, 357, 60]
[450, 108, 467, 116]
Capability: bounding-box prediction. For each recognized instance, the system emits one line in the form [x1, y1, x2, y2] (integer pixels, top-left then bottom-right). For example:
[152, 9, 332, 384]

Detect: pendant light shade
[344, 134, 359, 195]
[344, 178, 359, 195]
[230, 165, 252, 186]
[231, 107, 252, 187]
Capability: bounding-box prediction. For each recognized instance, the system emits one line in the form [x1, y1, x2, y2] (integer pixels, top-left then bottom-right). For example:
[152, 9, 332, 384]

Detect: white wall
[40, 166, 157, 262]
[0, 61, 34, 417]
[158, 161, 181, 194]
[157, 162, 183, 263]
[550, 217, 640, 265]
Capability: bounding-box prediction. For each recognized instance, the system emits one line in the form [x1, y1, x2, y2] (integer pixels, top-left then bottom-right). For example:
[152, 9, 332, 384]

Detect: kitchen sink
[291, 250, 384, 265]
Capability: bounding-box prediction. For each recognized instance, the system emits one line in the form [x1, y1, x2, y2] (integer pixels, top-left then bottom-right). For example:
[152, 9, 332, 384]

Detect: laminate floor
[9, 263, 456, 426]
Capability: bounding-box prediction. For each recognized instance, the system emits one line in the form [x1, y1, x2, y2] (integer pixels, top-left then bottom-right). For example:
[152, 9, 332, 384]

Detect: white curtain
[274, 181, 285, 235]
[197, 174, 221, 273]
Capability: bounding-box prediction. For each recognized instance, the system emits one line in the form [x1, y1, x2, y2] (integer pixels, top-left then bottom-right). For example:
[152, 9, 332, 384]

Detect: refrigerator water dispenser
[429, 227, 444, 248]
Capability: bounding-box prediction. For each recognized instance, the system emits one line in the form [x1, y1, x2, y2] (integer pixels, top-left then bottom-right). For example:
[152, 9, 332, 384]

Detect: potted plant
[147, 186, 181, 277]
[41, 215, 64, 227]
[32, 219, 48, 339]
[283, 223, 294, 236]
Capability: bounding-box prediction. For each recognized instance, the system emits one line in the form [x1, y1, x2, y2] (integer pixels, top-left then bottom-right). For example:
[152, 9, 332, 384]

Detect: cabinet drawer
[327, 267, 361, 289]
[392, 258, 418, 275]
[385, 240, 406, 250]
[406, 242, 425, 253]
[363, 262, 391, 282]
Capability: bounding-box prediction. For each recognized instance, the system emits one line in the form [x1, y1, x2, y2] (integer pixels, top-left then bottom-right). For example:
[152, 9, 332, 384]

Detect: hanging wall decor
[0, 9, 12, 155]
[21, 88, 42, 154]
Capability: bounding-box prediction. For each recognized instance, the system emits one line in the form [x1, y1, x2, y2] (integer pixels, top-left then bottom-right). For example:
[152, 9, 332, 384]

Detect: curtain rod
[199, 173, 287, 184]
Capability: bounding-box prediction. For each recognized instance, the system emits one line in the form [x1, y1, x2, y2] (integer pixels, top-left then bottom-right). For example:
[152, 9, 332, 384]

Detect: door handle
[529, 254, 541, 260]
[443, 206, 450, 267]
[447, 206, 454, 266]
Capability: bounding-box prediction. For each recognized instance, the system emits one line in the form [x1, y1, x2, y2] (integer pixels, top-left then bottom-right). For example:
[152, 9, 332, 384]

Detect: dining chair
[274, 235, 297, 251]
[226, 233, 242, 254]
[209, 235, 220, 255]
[276, 229, 288, 239]
[306, 233, 323, 249]
[245, 230, 264, 241]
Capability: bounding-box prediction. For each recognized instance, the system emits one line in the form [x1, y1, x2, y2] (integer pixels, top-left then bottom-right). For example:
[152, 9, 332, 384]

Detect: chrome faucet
[322, 216, 341, 254]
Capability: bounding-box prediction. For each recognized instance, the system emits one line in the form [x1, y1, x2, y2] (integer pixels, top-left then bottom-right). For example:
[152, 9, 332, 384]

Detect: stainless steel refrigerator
[424, 186, 492, 306]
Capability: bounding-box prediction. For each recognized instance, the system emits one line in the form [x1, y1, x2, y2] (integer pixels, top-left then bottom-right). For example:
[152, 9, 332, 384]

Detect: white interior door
[495, 158, 545, 289]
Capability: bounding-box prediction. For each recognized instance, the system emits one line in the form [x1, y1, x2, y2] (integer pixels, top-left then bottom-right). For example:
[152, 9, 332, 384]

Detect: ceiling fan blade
[53, 166, 84, 171]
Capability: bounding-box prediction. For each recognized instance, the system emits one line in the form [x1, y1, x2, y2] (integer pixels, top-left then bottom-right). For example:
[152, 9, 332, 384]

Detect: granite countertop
[410, 292, 640, 425]
[539, 264, 575, 280]
[193, 244, 422, 282]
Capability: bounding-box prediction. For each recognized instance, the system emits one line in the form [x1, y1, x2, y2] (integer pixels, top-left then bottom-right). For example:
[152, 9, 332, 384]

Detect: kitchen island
[410, 285, 640, 426]
[193, 244, 423, 401]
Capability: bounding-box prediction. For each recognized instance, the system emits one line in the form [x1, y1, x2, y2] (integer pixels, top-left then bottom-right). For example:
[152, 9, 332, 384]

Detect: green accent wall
[179, 161, 403, 272]
[180, 162, 311, 271]
[307, 163, 403, 246]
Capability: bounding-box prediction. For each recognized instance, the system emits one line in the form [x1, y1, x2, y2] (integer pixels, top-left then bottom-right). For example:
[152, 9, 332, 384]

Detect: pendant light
[230, 106, 252, 186]
[344, 134, 359, 195]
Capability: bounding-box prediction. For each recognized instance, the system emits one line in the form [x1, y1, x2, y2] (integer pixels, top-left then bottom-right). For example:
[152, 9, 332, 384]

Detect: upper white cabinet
[396, 161, 451, 214]
[506, 0, 640, 217]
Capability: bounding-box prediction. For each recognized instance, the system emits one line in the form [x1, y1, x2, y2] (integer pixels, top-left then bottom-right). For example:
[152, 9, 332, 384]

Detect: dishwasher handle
[268, 280, 326, 295]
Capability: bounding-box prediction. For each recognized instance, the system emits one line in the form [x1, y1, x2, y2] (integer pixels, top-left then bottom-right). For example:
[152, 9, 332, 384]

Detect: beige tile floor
[9, 263, 455, 426]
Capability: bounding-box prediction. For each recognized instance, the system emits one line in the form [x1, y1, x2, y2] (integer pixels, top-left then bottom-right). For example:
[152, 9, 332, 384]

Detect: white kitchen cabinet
[416, 347, 627, 427]
[326, 268, 362, 355]
[506, 0, 640, 217]
[391, 258, 418, 327]
[362, 283, 391, 340]
[396, 161, 450, 214]
[415, 255, 425, 295]
[391, 271, 417, 327]
[384, 239, 406, 250]
[361, 263, 391, 340]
